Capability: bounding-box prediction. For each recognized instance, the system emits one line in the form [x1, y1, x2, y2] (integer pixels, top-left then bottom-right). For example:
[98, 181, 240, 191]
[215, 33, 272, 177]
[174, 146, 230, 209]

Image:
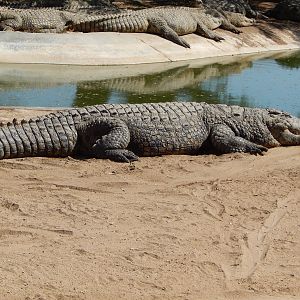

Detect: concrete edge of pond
[0, 21, 299, 66]
[1, 50, 297, 83]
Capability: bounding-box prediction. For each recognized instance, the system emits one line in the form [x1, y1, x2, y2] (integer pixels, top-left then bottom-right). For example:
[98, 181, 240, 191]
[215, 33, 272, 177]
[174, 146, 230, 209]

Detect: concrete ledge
[0, 51, 295, 84]
[0, 21, 299, 65]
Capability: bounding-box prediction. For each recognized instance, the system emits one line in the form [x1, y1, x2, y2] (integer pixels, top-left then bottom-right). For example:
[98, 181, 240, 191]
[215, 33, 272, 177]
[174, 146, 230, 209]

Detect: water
[0, 50, 299, 116]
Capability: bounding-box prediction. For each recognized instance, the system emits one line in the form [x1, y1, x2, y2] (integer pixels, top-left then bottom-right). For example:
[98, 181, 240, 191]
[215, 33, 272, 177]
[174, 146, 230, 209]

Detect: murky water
[0, 50, 299, 116]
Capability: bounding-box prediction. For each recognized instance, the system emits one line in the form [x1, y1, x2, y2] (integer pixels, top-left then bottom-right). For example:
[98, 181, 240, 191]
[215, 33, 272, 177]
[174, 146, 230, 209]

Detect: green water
[0, 50, 299, 116]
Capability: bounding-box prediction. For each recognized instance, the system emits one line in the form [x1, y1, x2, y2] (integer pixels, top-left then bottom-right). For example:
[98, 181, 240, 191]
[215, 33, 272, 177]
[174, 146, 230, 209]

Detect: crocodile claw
[102, 149, 139, 163]
[246, 144, 268, 156]
[232, 28, 242, 34]
[213, 35, 225, 42]
[179, 37, 191, 48]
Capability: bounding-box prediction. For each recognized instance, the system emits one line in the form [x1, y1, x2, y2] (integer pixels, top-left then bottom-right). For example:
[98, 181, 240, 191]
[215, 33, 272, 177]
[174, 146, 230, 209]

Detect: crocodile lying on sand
[0, 102, 299, 162]
[69, 7, 255, 48]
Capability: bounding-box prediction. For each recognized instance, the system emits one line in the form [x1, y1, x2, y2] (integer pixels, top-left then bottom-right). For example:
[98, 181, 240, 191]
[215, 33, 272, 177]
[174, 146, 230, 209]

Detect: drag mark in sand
[225, 189, 299, 280]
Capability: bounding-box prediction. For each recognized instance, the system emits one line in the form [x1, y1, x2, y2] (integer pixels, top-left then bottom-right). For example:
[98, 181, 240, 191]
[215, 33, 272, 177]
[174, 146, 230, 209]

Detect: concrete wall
[0, 22, 299, 65]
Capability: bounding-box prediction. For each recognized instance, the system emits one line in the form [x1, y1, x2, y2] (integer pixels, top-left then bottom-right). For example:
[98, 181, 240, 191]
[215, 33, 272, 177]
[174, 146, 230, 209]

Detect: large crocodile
[69, 7, 255, 48]
[0, 6, 255, 46]
[0, 102, 299, 162]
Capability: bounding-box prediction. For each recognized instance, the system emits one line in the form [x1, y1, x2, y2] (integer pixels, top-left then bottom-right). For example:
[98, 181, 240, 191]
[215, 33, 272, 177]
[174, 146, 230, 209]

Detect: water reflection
[74, 59, 253, 106]
[275, 53, 300, 69]
[0, 50, 299, 115]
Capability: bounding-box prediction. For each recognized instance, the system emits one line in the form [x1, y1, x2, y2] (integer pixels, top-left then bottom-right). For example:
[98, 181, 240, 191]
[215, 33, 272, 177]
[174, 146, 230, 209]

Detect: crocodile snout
[269, 116, 300, 146]
[288, 117, 300, 135]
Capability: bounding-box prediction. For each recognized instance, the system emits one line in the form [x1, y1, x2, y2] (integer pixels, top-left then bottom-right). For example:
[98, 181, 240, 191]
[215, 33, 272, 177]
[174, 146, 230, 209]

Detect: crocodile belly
[127, 118, 208, 157]
[164, 15, 198, 35]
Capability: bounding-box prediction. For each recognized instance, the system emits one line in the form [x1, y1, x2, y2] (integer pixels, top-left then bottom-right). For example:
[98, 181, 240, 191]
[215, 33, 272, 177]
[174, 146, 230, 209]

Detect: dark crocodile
[202, 0, 259, 18]
[116, 0, 260, 17]
[0, 0, 114, 8]
[69, 6, 255, 48]
[267, 0, 300, 22]
[0, 102, 299, 162]
[0, 0, 121, 15]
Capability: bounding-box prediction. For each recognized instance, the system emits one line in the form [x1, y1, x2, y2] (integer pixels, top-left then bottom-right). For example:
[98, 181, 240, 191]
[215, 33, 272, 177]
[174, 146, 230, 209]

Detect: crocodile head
[266, 109, 300, 146]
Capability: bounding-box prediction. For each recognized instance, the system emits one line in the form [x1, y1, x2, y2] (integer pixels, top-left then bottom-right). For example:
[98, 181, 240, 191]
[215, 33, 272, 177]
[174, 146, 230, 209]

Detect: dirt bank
[0, 108, 299, 300]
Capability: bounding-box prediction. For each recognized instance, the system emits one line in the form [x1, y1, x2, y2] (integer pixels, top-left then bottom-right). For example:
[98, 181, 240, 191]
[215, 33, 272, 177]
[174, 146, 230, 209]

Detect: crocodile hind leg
[195, 21, 225, 41]
[75, 117, 139, 162]
[147, 17, 191, 48]
[209, 124, 268, 155]
[220, 18, 242, 34]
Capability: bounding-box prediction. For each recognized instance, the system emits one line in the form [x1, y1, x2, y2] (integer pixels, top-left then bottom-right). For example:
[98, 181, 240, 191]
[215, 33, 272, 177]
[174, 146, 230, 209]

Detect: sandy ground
[0, 108, 299, 300]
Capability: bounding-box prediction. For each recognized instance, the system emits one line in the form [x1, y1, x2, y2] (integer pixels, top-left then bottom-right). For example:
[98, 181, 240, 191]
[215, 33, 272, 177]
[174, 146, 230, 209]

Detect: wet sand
[0, 108, 299, 300]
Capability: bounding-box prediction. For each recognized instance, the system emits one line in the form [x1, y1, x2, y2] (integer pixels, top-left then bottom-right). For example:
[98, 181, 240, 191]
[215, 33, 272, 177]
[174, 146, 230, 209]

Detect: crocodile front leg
[209, 124, 268, 155]
[75, 117, 139, 162]
[147, 17, 191, 48]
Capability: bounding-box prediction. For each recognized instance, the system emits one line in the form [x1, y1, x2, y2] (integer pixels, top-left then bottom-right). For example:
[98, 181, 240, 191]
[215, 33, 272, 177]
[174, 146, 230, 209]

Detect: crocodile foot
[99, 149, 139, 162]
[244, 144, 268, 155]
[231, 28, 242, 34]
[212, 34, 225, 41]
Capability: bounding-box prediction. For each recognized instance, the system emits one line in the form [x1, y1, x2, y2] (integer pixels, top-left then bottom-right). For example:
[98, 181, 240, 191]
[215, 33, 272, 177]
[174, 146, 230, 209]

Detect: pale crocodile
[0, 7, 87, 32]
[0, 102, 299, 162]
[0, 5, 255, 46]
[69, 6, 255, 48]
[0, 0, 121, 32]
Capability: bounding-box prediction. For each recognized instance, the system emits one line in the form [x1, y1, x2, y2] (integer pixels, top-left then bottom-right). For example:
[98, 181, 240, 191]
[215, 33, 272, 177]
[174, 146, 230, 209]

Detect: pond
[0, 50, 299, 116]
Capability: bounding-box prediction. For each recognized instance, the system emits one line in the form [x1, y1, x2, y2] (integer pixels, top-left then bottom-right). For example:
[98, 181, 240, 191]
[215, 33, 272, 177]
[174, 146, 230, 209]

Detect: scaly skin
[0, 0, 116, 9]
[202, 0, 259, 18]
[0, 7, 88, 32]
[70, 7, 255, 48]
[0, 116, 78, 158]
[0, 6, 254, 45]
[0, 102, 299, 162]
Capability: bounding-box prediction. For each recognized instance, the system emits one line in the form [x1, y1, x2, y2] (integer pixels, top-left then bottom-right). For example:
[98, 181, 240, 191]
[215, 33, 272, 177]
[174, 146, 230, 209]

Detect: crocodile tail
[0, 116, 77, 159]
[72, 13, 147, 33]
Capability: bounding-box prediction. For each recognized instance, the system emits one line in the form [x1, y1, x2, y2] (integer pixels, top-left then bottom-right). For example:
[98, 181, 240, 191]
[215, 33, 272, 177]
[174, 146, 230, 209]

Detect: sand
[0, 108, 299, 300]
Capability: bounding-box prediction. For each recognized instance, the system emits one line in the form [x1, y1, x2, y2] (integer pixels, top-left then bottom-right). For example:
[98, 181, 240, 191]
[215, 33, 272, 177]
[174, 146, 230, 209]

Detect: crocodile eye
[268, 109, 281, 115]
